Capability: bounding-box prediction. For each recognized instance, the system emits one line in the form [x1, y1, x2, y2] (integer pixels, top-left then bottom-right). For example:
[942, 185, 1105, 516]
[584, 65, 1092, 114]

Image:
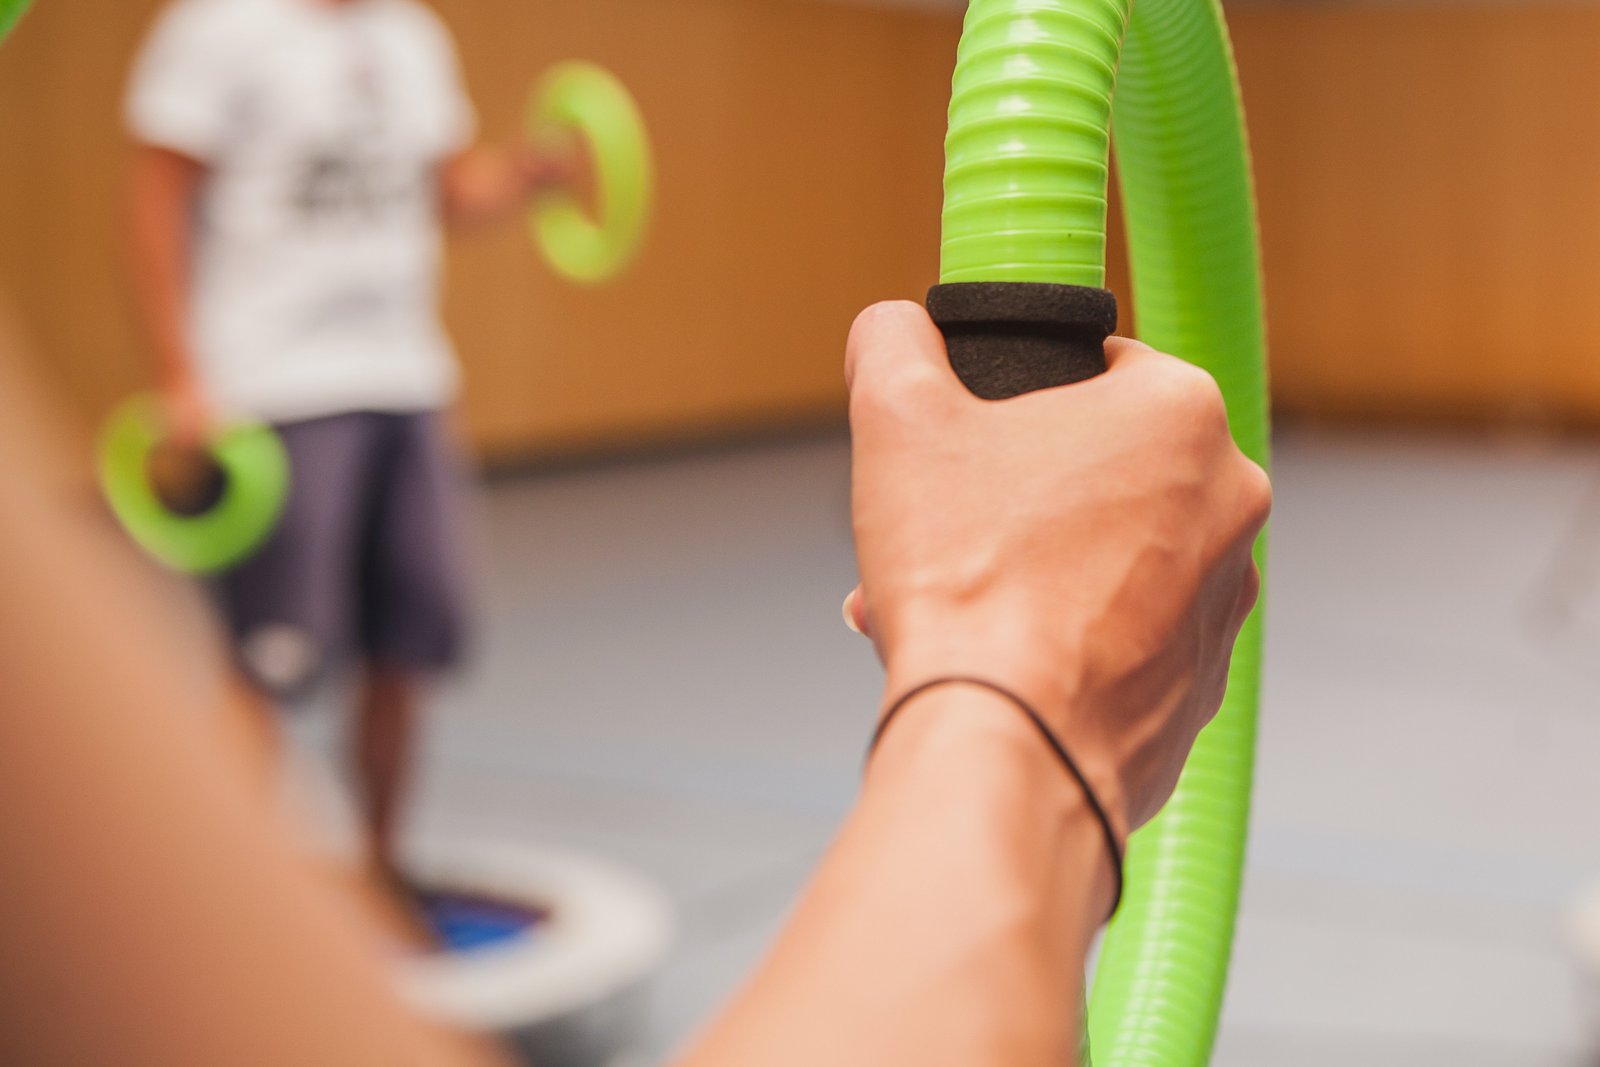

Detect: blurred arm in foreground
[0, 310, 508, 1067]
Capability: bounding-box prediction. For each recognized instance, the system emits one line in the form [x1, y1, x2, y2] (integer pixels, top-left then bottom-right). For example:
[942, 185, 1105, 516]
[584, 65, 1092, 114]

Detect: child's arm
[126, 142, 210, 444]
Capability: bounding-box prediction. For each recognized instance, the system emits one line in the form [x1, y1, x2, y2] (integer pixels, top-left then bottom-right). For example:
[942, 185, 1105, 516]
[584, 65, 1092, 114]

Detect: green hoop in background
[942, 1, 1269, 1064]
[98, 397, 290, 576]
[0, 0, 31, 44]
[526, 61, 655, 285]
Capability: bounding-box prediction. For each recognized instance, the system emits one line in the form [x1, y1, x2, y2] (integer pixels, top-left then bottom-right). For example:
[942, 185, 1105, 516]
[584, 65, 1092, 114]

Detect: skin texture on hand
[520, 128, 591, 197]
[844, 300, 1270, 840]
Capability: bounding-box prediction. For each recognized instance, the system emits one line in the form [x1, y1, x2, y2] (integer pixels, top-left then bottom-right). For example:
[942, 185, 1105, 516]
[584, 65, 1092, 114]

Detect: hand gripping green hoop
[0, 0, 33, 44]
[526, 61, 655, 285]
[98, 397, 290, 576]
[941, 2, 1270, 1065]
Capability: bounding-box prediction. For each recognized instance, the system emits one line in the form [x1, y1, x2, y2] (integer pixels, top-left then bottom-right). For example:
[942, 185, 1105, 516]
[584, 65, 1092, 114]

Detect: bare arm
[0, 340, 508, 1067]
[677, 302, 1269, 1067]
[126, 142, 209, 443]
[439, 140, 581, 229]
[680, 689, 1111, 1067]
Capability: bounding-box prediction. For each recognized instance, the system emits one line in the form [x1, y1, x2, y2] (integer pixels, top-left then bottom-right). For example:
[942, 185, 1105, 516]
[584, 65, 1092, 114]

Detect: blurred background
[6, 0, 1600, 1065]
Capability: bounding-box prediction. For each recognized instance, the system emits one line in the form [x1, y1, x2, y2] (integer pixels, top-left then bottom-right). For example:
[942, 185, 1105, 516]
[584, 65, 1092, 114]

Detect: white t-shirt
[127, 0, 475, 422]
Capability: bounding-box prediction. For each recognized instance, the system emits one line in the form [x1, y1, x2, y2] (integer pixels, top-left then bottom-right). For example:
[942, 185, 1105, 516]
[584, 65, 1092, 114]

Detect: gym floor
[294, 426, 1600, 1066]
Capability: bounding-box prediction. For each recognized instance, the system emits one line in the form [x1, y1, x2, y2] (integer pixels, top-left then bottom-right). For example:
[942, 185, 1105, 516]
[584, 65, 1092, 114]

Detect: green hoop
[0, 0, 32, 44]
[526, 61, 655, 285]
[941, 2, 1270, 1064]
[98, 397, 290, 576]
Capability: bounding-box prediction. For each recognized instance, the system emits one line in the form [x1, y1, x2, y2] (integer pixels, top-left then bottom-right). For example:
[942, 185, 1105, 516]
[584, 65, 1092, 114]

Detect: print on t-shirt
[292, 45, 428, 229]
[125, 0, 477, 422]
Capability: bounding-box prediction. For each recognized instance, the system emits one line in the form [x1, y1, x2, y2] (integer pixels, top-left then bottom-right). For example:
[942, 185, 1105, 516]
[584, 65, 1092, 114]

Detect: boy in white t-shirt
[125, 0, 572, 881]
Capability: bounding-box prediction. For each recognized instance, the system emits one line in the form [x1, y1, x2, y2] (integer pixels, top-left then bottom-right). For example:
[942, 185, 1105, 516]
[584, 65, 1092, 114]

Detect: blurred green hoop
[0, 0, 31, 44]
[98, 397, 290, 575]
[941, 1, 1270, 1064]
[526, 61, 655, 285]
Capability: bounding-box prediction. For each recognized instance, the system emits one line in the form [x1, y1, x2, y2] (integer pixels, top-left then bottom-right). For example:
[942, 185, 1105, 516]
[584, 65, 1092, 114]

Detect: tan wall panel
[10, 2, 1600, 448]
[444, 0, 959, 456]
[0, 0, 958, 459]
[1231, 5, 1600, 425]
[0, 0, 167, 430]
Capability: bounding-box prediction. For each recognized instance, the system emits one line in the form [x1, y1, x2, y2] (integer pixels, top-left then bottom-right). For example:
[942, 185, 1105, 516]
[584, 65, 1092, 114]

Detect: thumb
[844, 301, 962, 402]
[842, 586, 871, 638]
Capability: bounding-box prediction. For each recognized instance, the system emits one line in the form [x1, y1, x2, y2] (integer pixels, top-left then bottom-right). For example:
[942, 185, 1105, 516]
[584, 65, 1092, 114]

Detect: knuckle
[1146, 358, 1228, 426]
[1234, 562, 1263, 616]
[1179, 365, 1230, 424]
[1243, 563, 1263, 606]
[1238, 458, 1274, 524]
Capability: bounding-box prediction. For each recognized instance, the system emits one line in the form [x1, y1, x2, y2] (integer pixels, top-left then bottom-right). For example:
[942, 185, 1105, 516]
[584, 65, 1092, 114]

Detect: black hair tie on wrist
[867, 676, 1125, 920]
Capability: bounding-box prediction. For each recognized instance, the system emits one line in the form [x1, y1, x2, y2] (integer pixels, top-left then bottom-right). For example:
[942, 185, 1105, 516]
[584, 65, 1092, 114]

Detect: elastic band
[868, 676, 1125, 919]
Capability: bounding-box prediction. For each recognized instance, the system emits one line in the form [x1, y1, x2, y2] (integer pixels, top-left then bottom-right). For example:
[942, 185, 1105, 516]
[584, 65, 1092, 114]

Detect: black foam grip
[927, 282, 1118, 400]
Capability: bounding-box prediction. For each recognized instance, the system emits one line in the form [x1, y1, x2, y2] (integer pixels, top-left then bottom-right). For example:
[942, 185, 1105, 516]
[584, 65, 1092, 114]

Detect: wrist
[519, 136, 572, 193]
[877, 611, 1132, 844]
[878, 599, 1074, 705]
[867, 684, 1119, 923]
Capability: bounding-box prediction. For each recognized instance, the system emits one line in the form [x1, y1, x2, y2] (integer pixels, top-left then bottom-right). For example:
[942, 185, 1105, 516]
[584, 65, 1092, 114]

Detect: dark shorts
[215, 410, 471, 698]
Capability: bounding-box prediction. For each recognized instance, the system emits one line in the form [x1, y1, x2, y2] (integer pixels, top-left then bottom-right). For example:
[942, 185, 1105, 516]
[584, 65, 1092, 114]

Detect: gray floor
[305, 425, 1600, 1065]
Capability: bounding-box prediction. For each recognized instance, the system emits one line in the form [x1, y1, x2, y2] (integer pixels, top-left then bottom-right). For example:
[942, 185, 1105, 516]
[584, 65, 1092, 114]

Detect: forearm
[440, 144, 537, 228]
[0, 393, 507, 1067]
[126, 146, 201, 388]
[677, 687, 1112, 1067]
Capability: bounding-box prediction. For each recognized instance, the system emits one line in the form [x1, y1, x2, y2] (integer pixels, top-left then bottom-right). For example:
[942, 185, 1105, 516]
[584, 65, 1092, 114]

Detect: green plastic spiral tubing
[0, 0, 32, 43]
[941, 1, 1269, 1065]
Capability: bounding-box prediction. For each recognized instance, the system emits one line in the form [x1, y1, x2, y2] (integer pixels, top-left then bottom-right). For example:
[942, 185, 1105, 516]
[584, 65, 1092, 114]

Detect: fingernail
[842, 593, 863, 635]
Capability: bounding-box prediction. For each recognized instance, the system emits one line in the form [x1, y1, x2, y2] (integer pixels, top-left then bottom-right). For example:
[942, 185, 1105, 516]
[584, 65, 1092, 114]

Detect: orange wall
[8, 2, 1600, 453]
[1231, 4, 1600, 426]
[444, 0, 958, 456]
[0, 0, 957, 459]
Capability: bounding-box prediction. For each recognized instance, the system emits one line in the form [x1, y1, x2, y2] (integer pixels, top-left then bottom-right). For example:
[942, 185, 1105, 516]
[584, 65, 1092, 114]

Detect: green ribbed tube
[940, 2, 1269, 1066]
[0, 0, 32, 43]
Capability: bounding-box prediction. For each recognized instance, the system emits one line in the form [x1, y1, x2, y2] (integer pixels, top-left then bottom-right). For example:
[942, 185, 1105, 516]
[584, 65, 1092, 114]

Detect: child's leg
[354, 666, 423, 882]
[355, 411, 473, 882]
